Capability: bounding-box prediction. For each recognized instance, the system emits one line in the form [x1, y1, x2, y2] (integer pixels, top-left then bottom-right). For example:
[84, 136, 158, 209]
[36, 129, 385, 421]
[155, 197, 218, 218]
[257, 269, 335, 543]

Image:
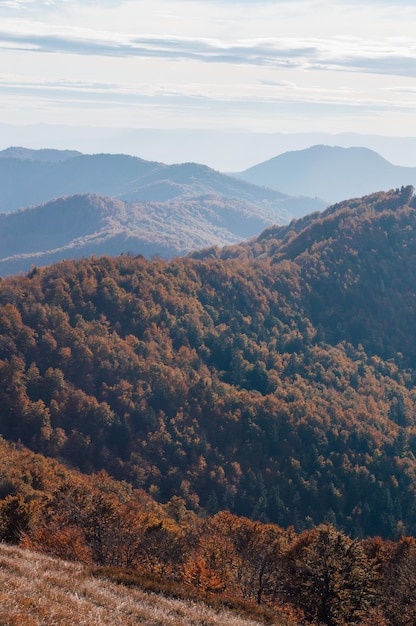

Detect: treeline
[1, 189, 416, 538]
[0, 437, 414, 626]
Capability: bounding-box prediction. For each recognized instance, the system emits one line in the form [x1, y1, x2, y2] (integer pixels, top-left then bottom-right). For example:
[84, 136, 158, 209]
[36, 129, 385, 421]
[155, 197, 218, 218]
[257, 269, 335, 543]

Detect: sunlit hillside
[0, 543, 294, 626]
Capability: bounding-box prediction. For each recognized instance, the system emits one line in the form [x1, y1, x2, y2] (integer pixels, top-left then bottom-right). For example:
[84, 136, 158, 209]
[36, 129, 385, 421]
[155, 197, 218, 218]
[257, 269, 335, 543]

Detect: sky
[1, 0, 416, 166]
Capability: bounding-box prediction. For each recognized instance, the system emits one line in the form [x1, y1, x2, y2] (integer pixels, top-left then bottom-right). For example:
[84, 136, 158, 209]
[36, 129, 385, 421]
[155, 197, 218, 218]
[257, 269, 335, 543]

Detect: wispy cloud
[1, 21, 416, 79]
[0, 71, 413, 114]
[1, 0, 416, 136]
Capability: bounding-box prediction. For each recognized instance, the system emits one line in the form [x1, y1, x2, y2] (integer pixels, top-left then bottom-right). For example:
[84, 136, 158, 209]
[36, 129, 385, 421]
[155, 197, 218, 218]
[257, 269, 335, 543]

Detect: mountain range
[0, 147, 326, 276]
[2, 124, 416, 169]
[0, 147, 318, 214]
[0, 146, 83, 163]
[238, 145, 416, 203]
[2, 143, 416, 277]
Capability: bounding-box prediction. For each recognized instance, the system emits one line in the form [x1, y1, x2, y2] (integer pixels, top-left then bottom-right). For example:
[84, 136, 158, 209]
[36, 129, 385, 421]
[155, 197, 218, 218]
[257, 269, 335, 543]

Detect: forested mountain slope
[0, 192, 289, 276]
[1, 187, 416, 539]
[212, 185, 416, 365]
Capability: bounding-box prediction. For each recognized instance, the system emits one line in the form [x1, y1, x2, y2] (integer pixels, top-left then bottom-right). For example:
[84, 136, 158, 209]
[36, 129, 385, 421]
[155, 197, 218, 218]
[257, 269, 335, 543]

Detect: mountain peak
[239, 145, 416, 204]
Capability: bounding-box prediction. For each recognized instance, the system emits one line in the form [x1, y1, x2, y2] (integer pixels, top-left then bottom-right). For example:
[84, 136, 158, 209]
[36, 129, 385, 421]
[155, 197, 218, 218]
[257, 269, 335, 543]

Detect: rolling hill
[238, 145, 416, 204]
[0, 191, 321, 277]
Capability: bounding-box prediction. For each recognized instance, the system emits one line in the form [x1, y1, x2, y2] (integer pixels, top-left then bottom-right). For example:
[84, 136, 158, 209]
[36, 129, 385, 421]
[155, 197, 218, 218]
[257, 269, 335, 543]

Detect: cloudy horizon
[1, 0, 416, 167]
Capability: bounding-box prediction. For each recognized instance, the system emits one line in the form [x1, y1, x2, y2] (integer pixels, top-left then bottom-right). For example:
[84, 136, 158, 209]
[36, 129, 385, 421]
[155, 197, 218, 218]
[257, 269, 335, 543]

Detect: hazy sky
[1, 0, 416, 137]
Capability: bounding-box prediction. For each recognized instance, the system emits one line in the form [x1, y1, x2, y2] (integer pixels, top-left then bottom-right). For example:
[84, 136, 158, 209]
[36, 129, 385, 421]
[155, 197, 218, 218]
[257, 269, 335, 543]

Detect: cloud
[0, 71, 412, 114]
[345, 55, 416, 78]
[384, 85, 416, 94]
[1, 0, 127, 8]
[0, 0, 415, 137]
[1, 20, 416, 80]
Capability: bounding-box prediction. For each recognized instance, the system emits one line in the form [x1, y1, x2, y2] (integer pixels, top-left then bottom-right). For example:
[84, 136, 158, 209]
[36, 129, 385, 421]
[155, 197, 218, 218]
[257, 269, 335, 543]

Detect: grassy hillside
[0, 436, 414, 625]
[0, 544, 292, 626]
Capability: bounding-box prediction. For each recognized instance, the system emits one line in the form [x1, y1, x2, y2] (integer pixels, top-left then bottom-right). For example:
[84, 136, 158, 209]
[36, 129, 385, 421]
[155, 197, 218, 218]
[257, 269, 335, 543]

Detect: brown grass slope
[0, 544, 294, 626]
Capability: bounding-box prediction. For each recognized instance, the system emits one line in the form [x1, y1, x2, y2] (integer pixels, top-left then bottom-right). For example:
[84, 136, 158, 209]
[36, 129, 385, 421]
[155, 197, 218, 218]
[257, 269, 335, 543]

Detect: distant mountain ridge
[0, 152, 162, 213]
[0, 146, 82, 162]
[0, 147, 324, 275]
[6, 143, 416, 277]
[238, 145, 416, 203]
[0, 148, 321, 215]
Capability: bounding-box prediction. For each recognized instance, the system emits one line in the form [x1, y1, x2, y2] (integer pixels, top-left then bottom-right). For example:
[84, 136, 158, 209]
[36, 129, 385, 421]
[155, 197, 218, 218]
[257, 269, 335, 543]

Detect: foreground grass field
[0, 544, 295, 626]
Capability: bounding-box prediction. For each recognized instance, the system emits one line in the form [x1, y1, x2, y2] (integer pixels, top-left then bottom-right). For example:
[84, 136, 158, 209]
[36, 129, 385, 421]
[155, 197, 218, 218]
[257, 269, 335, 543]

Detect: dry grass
[0, 544, 295, 626]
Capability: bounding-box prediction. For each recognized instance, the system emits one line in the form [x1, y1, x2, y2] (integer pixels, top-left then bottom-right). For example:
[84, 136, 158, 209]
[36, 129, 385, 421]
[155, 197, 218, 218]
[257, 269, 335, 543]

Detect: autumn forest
[2, 186, 416, 624]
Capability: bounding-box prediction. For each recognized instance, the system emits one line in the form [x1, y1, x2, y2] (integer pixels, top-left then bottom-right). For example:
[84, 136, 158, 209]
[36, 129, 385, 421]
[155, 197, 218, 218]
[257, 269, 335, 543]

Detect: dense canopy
[1, 187, 416, 540]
